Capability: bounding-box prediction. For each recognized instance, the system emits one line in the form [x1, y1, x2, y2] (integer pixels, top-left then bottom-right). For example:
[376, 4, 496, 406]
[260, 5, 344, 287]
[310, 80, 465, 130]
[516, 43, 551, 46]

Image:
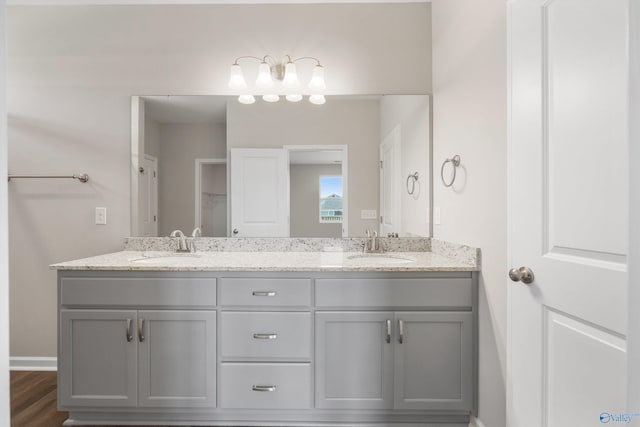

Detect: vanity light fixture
[228, 55, 326, 105]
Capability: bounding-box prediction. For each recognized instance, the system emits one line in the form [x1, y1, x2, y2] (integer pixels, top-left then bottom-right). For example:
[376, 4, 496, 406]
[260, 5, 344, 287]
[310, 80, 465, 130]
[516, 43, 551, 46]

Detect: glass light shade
[286, 94, 303, 102]
[308, 65, 326, 91]
[262, 94, 280, 103]
[282, 62, 301, 88]
[256, 62, 274, 89]
[238, 94, 256, 105]
[309, 94, 326, 105]
[228, 64, 247, 90]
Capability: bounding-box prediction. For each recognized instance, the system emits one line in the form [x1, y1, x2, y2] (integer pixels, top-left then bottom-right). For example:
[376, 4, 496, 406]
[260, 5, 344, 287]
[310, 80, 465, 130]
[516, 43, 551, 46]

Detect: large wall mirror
[131, 95, 431, 238]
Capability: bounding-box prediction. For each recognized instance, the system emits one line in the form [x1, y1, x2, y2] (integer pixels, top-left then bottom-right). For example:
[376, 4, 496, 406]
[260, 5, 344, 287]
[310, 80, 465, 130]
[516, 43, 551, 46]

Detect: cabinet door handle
[386, 319, 392, 344]
[398, 319, 404, 344]
[138, 318, 145, 342]
[252, 291, 276, 297]
[126, 318, 133, 342]
[252, 385, 277, 392]
[253, 333, 278, 340]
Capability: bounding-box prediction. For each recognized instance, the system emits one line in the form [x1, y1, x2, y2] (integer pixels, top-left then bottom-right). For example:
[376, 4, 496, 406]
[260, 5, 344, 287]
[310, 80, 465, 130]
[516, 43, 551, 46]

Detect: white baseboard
[469, 417, 486, 427]
[10, 356, 57, 371]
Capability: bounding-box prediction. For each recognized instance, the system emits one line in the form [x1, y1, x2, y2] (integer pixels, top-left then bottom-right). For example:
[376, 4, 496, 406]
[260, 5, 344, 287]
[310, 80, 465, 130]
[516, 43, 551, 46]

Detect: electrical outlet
[95, 207, 107, 225]
[361, 209, 377, 220]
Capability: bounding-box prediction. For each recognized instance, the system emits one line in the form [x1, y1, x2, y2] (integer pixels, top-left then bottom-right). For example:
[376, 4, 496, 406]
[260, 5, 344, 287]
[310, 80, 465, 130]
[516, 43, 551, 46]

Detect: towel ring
[406, 172, 419, 195]
[441, 155, 461, 187]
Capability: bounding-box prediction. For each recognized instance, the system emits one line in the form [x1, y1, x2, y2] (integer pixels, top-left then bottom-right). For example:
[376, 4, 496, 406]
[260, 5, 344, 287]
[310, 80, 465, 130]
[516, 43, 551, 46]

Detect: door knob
[509, 266, 535, 284]
[232, 228, 239, 235]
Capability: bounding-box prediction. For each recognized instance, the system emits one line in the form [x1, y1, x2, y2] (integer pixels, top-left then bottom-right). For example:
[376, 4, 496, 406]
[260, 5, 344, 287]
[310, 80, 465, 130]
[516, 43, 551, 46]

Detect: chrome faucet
[364, 229, 371, 252]
[364, 229, 382, 253]
[169, 230, 189, 253]
[371, 230, 380, 253]
[190, 227, 202, 253]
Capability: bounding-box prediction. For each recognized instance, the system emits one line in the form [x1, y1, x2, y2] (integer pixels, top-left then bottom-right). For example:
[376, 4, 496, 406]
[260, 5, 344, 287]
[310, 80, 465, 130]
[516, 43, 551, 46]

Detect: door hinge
[153, 215, 157, 222]
[380, 216, 383, 224]
[380, 160, 383, 169]
[153, 171, 156, 178]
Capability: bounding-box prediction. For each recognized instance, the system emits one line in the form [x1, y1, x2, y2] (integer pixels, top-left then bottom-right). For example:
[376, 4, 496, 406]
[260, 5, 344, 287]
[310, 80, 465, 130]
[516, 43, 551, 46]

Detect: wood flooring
[10, 371, 174, 427]
[11, 371, 67, 427]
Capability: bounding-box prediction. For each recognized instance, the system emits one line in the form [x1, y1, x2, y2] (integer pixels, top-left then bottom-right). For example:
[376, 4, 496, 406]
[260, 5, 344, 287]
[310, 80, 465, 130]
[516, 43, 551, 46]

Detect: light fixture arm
[290, 56, 322, 66]
[232, 55, 265, 65]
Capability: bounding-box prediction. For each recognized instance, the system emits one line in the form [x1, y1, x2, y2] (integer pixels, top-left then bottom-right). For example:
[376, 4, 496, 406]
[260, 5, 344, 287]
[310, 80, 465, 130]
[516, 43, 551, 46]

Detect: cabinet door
[138, 310, 216, 408]
[315, 311, 393, 409]
[59, 309, 138, 408]
[394, 312, 473, 411]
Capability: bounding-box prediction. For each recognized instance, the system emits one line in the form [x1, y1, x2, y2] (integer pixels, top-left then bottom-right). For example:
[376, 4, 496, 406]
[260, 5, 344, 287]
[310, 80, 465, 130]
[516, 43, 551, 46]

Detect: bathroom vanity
[53, 240, 479, 426]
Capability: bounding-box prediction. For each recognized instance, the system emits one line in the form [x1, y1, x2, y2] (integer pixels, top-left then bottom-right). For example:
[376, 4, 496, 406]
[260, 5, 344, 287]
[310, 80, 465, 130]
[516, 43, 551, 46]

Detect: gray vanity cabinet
[315, 311, 394, 409]
[58, 274, 218, 410]
[315, 311, 473, 411]
[59, 309, 138, 407]
[137, 310, 217, 408]
[57, 270, 477, 426]
[59, 309, 217, 409]
[315, 276, 475, 413]
[393, 311, 473, 411]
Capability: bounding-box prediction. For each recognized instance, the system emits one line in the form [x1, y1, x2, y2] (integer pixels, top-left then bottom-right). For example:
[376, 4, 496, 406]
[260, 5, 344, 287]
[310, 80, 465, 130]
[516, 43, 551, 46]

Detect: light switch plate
[361, 209, 377, 220]
[95, 207, 107, 225]
[434, 207, 441, 225]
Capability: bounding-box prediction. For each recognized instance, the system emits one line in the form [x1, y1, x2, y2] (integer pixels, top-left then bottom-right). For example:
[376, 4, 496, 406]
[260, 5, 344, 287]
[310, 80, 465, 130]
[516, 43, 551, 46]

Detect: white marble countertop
[50, 250, 479, 272]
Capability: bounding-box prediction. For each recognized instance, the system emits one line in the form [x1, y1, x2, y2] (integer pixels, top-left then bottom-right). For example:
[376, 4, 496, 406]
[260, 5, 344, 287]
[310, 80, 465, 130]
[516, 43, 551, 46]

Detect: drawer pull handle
[252, 291, 277, 297]
[252, 385, 277, 392]
[138, 318, 145, 342]
[253, 333, 278, 340]
[386, 319, 391, 344]
[126, 318, 134, 342]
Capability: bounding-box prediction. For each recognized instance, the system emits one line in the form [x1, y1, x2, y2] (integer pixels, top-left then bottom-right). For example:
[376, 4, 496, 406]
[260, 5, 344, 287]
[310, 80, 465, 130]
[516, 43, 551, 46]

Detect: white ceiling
[7, 0, 429, 4]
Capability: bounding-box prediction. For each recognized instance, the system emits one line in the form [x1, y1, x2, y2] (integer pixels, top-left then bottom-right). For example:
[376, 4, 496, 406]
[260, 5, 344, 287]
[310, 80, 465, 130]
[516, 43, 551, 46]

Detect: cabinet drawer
[315, 278, 472, 308]
[219, 363, 311, 409]
[60, 277, 216, 307]
[220, 278, 311, 307]
[220, 312, 311, 361]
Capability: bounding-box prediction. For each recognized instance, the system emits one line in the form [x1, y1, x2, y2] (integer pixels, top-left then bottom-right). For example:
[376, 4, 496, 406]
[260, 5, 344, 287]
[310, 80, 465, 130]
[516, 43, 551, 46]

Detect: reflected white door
[230, 148, 289, 237]
[138, 154, 158, 237]
[380, 126, 401, 236]
[508, 1, 629, 426]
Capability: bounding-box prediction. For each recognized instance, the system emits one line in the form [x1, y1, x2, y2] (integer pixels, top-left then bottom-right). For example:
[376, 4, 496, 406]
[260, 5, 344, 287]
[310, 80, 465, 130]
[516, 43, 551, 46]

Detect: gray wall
[156, 123, 226, 236]
[380, 95, 430, 237]
[7, 3, 432, 358]
[227, 99, 380, 236]
[290, 164, 342, 238]
[431, 1, 507, 426]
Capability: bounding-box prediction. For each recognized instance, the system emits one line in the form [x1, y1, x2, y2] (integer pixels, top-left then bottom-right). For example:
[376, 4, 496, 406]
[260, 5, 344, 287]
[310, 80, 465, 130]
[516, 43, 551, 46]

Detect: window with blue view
[319, 176, 343, 223]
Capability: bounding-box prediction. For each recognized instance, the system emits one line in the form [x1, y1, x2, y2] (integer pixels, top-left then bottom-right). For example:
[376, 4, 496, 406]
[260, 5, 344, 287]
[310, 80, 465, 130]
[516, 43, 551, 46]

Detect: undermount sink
[346, 254, 415, 264]
[131, 252, 201, 264]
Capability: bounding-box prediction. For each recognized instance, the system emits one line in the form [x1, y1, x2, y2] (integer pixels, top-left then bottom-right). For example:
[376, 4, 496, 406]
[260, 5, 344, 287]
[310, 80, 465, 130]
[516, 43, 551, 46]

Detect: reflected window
[319, 176, 343, 223]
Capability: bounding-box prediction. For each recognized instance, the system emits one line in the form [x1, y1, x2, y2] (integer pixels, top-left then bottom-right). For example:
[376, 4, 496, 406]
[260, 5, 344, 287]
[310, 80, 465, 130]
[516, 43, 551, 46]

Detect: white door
[380, 126, 401, 236]
[138, 154, 158, 237]
[230, 148, 289, 237]
[508, 1, 629, 426]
